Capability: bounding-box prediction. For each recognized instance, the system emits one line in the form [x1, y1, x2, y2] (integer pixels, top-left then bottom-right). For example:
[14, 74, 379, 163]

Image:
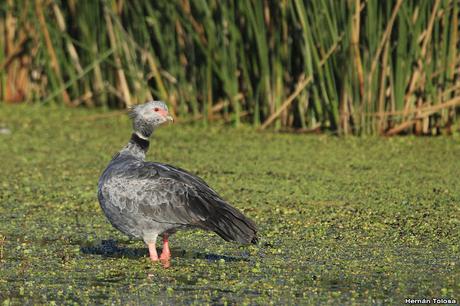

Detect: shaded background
[1, 0, 459, 135]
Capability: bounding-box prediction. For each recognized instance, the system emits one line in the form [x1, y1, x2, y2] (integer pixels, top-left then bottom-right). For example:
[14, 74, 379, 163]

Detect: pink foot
[159, 252, 171, 260]
[147, 242, 159, 261]
[159, 234, 171, 260]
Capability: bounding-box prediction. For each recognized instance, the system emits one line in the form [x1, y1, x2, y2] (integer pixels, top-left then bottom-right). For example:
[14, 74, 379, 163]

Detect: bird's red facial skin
[153, 108, 169, 117]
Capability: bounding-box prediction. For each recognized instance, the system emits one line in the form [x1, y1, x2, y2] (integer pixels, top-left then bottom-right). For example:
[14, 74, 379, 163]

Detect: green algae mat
[0, 105, 459, 305]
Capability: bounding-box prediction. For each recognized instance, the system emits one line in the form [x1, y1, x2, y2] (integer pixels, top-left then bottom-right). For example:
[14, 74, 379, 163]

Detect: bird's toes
[160, 259, 171, 268]
[159, 252, 171, 261]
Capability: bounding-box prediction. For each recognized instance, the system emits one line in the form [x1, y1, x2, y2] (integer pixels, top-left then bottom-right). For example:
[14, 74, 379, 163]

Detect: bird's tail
[203, 197, 258, 244]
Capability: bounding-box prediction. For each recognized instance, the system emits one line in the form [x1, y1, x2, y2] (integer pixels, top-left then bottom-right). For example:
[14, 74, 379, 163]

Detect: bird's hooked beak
[156, 108, 173, 123]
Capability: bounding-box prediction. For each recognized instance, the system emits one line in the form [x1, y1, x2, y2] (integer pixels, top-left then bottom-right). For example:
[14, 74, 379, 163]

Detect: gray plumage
[97, 101, 258, 254]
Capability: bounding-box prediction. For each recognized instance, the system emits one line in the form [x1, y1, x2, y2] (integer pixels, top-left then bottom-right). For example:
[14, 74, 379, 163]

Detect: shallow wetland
[0, 106, 459, 304]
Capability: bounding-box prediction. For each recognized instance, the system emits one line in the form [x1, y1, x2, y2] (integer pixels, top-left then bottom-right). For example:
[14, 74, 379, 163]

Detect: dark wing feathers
[187, 190, 258, 244]
[124, 162, 258, 244]
[157, 163, 212, 188]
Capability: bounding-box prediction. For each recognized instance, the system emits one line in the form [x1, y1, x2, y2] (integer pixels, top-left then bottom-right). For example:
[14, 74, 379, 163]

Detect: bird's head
[129, 101, 173, 138]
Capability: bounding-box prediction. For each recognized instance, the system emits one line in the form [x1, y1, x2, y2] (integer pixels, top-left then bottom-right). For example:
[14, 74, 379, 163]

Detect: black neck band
[130, 133, 150, 151]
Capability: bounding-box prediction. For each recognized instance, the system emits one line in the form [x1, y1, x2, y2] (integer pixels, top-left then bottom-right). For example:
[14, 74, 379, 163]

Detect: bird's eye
[153, 108, 159, 112]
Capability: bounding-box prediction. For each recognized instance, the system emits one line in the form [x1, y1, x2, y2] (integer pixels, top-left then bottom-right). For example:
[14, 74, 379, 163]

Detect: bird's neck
[123, 133, 149, 160]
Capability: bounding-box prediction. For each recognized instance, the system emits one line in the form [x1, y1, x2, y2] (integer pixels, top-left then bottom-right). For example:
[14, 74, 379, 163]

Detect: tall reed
[0, 0, 458, 135]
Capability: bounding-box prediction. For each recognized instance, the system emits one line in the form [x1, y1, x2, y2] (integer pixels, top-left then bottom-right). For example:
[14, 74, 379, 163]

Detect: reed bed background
[0, 0, 459, 135]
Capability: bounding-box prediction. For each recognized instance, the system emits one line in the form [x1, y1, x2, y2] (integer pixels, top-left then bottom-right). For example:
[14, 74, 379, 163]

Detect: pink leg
[147, 242, 159, 261]
[160, 234, 171, 260]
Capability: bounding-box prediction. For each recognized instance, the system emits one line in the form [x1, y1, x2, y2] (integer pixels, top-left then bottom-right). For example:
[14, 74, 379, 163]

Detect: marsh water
[1, 106, 459, 304]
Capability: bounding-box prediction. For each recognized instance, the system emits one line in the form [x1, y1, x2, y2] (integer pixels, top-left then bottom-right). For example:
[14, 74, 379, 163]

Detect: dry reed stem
[369, 0, 403, 79]
[372, 96, 460, 117]
[35, 0, 72, 106]
[367, 0, 403, 114]
[259, 75, 312, 130]
[104, 8, 132, 107]
[103, 11, 169, 107]
[339, 75, 350, 135]
[52, 4, 83, 74]
[385, 119, 418, 136]
[178, 99, 230, 123]
[71, 91, 94, 106]
[180, 0, 207, 46]
[403, 0, 441, 116]
[145, 51, 169, 106]
[259, 36, 341, 130]
[351, 0, 364, 97]
[377, 40, 390, 134]
[319, 34, 343, 66]
[385, 96, 460, 135]
[52, 3, 94, 107]
[0, 35, 29, 70]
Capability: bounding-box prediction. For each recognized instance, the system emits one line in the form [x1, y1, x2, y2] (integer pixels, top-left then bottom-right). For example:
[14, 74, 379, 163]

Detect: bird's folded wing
[101, 162, 257, 243]
[101, 162, 222, 227]
[136, 177, 214, 226]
